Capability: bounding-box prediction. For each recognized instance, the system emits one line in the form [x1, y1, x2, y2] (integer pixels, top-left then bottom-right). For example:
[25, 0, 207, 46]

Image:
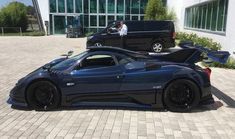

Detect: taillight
[172, 32, 176, 39]
[204, 68, 211, 80]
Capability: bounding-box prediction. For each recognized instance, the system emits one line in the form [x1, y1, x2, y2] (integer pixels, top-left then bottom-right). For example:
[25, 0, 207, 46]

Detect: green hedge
[176, 32, 235, 69]
[176, 32, 221, 51]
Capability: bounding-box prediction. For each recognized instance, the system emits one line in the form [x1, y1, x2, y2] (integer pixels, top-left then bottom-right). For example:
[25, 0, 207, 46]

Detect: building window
[117, 0, 124, 13]
[99, 15, 106, 26]
[50, 0, 56, 13]
[75, 0, 83, 13]
[90, 0, 97, 13]
[125, 0, 130, 14]
[90, 15, 97, 26]
[117, 15, 124, 20]
[84, 15, 89, 27]
[108, 0, 115, 13]
[67, 0, 74, 13]
[140, 0, 147, 14]
[84, 0, 88, 13]
[108, 16, 115, 23]
[184, 0, 229, 34]
[58, 0, 65, 13]
[131, 0, 140, 14]
[99, 0, 106, 13]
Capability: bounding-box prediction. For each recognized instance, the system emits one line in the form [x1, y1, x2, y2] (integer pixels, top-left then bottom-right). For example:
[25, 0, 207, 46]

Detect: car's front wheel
[26, 81, 60, 110]
[163, 79, 200, 112]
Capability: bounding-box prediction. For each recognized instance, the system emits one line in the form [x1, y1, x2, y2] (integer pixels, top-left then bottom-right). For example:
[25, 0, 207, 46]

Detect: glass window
[54, 16, 66, 34]
[223, 0, 228, 32]
[117, 0, 124, 13]
[211, 1, 217, 31]
[90, 15, 97, 26]
[67, 16, 74, 26]
[84, 0, 88, 13]
[131, 0, 139, 14]
[198, 6, 202, 28]
[50, 0, 56, 13]
[49, 14, 53, 34]
[58, 0, 65, 13]
[84, 15, 89, 27]
[75, 0, 83, 13]
[140, 0, 148, 14]
[201, 5, 207, 29]
[206, 3, 212, 30]
[217, 0, 225, 31]
[90, 0, 97, 13]
[125, 15, 130, 20]
[125, 0, 130, 14]
[184, 0, 228, 33]
[99, 0, 106, 13]
[108, 16, 115, 23]
[140, 16, 144, 20]
[99, 16, 106, 27]
[117, 16, 124, 21]
[108, 0, 115, 13]
[80, 55, 116, 69]
[131, 16, 138, 20]
[67, 0, 74, 13]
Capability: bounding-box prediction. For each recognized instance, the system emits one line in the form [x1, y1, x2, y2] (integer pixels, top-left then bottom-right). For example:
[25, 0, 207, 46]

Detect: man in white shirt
[118, 21, 128, 49]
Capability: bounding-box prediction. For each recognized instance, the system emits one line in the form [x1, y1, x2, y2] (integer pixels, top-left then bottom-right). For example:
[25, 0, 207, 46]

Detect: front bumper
[8, 85, 28, 107]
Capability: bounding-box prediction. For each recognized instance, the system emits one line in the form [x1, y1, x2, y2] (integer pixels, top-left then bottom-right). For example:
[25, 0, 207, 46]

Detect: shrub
[203, 57, 235, 69]
[144, 0, 176, 21]
[85, 32, 94, 37]
[0, 2, 28, 32]
[176, 32, 221, 51]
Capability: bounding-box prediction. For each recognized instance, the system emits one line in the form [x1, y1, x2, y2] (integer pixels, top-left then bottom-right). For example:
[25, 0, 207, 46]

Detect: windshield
[51, 51, 88, 70]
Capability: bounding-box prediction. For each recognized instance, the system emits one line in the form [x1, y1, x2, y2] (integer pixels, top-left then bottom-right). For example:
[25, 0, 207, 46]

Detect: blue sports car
[8, 44, 230, 112]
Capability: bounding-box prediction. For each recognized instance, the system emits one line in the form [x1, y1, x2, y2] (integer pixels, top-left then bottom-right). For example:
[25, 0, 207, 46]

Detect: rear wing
[179, 42, 230, 64]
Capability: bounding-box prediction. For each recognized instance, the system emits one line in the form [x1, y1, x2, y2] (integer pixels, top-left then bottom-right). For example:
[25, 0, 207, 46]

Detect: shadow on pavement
[211, 86, 235, 108]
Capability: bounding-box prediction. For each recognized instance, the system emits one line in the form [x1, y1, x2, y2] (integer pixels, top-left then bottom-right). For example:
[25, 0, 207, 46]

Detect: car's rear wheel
[94, 42, 102, 47]
[26, 81, 60, 110]
[152, 42, 164, 53]
[163, 79, 200, 112]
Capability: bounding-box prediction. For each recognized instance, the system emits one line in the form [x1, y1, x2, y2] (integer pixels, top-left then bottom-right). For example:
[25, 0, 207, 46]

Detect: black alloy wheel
[163, 79, 200, 112]
[26, 81, 60, 110]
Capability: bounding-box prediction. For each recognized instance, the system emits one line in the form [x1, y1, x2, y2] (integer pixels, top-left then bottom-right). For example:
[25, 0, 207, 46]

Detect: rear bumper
[200, 85, 214, 105]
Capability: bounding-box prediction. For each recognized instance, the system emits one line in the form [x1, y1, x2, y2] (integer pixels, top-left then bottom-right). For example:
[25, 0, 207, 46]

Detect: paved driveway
[0, 36, 235, 139]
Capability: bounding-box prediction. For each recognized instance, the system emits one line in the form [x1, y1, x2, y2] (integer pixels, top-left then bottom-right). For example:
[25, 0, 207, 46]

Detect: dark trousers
[121, 35, 127, 49]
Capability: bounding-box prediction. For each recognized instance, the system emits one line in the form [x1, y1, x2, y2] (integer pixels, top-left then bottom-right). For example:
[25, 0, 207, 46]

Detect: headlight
[87, 36, 93, 40]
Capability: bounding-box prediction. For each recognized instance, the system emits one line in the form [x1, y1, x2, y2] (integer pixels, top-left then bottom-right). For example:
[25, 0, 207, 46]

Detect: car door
[68, 53, 124, 102]
[119, 61, 164, 105]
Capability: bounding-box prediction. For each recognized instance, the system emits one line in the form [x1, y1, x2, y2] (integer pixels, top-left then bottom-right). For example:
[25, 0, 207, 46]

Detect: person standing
[118, 21, 128, 49]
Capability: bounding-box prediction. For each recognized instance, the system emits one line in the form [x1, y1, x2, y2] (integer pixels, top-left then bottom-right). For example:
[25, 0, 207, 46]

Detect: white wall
[36, 0, 49, 33]
[167, 0, 235, 57]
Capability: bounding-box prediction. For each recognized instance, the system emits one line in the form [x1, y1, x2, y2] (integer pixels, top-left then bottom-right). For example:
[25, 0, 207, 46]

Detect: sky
[0, 0, 33, 8]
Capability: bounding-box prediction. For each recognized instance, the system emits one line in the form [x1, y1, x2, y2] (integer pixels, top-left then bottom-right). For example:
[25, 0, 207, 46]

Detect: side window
[116, 55, 135, 65]
[79, 54, 116, 69]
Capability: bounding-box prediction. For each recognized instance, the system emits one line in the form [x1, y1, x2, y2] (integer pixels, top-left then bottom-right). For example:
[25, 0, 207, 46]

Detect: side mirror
[61, 50, 74, 58]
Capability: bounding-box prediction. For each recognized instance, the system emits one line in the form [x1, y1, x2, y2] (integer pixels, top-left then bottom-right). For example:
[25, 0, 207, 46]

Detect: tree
[0, 2, 28, 32]
[144, 0, 176, 21]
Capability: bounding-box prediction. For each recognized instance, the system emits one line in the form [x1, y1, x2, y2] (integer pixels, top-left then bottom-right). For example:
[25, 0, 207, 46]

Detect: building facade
[36, 0, 150, 35]
[167, 0, 234, 56]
